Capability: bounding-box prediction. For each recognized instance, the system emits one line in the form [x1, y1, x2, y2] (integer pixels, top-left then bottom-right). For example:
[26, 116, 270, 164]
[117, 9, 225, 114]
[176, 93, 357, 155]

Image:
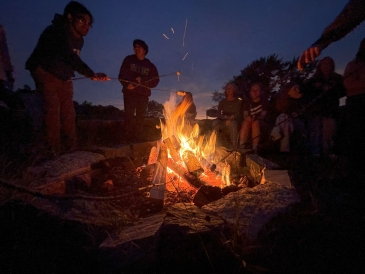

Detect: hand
[127, 83, 135, 89]
[91, 73, 110, 81]
[135, 77, 141, 84]
[297, 45, 321, 70]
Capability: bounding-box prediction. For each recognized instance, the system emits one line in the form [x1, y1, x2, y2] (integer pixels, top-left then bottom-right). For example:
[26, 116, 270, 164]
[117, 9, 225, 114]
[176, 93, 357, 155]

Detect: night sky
[1, 0, 363, 118]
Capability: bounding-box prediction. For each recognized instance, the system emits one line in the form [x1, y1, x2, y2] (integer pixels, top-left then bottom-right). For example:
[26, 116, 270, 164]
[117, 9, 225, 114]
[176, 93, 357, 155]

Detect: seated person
[212, 82, 242, 149]
[265, 82, 305, 153]
[239, 83, 268, 153]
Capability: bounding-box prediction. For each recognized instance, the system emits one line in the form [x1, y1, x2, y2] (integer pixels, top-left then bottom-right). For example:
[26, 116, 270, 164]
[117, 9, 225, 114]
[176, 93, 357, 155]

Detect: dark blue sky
[1, 0, 363, 118]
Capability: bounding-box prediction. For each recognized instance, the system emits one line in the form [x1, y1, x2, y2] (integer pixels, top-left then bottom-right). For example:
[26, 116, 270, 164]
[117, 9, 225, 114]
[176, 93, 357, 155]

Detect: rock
[201, 182, 300, 242]
[26, 151, 105, 184]
[260, 169, 293, 188]
[246, 154, 282, 184]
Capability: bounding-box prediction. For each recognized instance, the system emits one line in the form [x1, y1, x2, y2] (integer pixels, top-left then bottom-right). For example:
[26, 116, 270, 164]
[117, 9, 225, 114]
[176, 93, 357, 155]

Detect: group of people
[1, 0, 364, 185]
[213, 55, 347, 158]
[23, 1, 159, 156]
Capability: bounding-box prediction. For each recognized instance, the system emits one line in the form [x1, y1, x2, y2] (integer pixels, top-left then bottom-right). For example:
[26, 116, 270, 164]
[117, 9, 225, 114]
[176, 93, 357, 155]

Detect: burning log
[149, 142, 168, 202]
[181, 150, 204, 177]
[164, 137, 181, 163]
[167, 158, 206, 189]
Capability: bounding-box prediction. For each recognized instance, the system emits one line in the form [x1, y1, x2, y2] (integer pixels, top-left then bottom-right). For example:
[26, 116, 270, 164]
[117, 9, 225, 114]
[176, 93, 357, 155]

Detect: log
[167, 158, 206, 188]
[149, 142, 168, 201]
[164, 137, 181, 163]
[181, 150, 204, 177]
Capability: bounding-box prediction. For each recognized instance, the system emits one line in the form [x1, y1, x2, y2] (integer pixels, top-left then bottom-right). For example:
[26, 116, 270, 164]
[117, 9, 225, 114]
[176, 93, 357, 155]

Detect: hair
[133, 39, 149, 55]
[316, 56, 335, 75]
[224, 81, 238, 97]
[63, 1, 94, 24]
[275, 81, 298, 113]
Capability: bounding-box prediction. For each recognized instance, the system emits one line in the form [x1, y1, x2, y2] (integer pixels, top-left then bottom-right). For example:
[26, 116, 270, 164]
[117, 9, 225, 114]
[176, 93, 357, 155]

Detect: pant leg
[135, 95, 149, 136]
[322, 117, 335, 154]
[32, 67, 61, 150]
[123, 94, 136, 137]
[271, 113, 293, 152]
[59, 80, 76, 147]
[308, 116, 322, 155]
[227, 120, 238, 147]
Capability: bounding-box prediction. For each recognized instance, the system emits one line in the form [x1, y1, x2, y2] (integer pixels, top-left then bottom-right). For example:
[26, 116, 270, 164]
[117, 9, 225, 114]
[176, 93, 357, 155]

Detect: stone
[246, 154, 282, 184]
[26, 151, 105, 181]
[260, 169, 293, 188]
[201, 182, 300, 242]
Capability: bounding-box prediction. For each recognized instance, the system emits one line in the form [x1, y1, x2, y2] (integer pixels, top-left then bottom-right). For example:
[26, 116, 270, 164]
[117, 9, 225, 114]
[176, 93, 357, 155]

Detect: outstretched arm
[298, 0, 365, 70]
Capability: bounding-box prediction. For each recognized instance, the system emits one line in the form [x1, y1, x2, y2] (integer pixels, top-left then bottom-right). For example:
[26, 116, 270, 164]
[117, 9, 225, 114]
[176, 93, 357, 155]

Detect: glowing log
[164, 137, 180, 163]
[150, 142, 168, 202]
[167, 158, 205, 188]
[181, 150, 204, 177]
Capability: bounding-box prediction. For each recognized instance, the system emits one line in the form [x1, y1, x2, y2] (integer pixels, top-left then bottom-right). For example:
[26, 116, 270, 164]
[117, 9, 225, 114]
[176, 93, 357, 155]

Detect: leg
[239, 119, 251, 147]
[321, 117, 335, 154]
[308, 116, 322, 155]
[251, 119, 261, 150]
[227, 120, 238, 148]
[32, 67, 61, 152]
[135, 95, 149, 139]
[59, 80, 76, 150]
[123, 94, 136, 141]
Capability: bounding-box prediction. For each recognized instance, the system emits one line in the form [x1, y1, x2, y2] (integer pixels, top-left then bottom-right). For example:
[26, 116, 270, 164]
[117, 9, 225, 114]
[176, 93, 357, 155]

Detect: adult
[297, 0, 365, 186]
[0, 24, 14, 91]
[304, 57, 346, 156]
[264, 82, 305, 153]
[297, 0, 365, 70]
[118, 39, 159, 143]
[239, 83, 269, 153]
[212, 82, 242, 149]
[25, 1, 109, 156]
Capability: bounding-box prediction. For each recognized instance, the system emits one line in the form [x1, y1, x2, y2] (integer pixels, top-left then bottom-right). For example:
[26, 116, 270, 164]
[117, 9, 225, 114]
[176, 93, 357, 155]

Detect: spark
[182, 52, 188, 61]
[163, 33, 169, 40]
[183, 19, 188, 47]
[171, 27, 174, 34]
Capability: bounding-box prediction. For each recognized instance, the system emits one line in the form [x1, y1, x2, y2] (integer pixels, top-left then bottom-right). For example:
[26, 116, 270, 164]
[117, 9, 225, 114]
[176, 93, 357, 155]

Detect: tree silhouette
[212, 54, 317, 103]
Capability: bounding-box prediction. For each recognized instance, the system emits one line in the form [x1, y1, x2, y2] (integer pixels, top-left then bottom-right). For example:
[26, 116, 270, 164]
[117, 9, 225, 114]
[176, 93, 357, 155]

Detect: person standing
[118, 39, 159, 143]
[0, 24, 14, 91]
[25, 1, 109, 156]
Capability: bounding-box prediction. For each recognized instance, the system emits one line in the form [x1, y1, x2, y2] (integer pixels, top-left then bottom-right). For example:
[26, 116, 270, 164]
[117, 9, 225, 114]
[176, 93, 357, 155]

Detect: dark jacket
[304, 73, 346, 118]
[25, 14, 94, 81]
[118, 54, 159, 97]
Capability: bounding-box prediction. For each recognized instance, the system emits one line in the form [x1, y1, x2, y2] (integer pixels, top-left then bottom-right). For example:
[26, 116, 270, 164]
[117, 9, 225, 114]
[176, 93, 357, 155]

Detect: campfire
[147, 91, 241, 203]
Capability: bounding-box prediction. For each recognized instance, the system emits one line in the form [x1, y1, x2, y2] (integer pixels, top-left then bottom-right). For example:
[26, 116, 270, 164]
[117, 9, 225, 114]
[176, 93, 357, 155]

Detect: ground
[0, 118, 365, 273]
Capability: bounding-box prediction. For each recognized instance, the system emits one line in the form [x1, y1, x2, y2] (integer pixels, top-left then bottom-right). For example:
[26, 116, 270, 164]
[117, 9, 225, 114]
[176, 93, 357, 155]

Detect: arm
[298, 0, 365, 69]
[118, 56, 135, 89]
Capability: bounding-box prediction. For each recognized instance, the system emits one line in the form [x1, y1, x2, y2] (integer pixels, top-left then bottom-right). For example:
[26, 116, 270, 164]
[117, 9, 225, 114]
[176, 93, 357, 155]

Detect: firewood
[167, 158, 205, 188]
[181, 150, 204, 177]
[149, 142, 167, 201]
[164, 137, 181, 163]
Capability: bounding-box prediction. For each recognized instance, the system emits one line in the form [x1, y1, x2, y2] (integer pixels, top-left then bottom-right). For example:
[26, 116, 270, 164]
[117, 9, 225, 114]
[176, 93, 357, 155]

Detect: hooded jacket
[118, 54, 159, 97]
[25, 14, 94, 81]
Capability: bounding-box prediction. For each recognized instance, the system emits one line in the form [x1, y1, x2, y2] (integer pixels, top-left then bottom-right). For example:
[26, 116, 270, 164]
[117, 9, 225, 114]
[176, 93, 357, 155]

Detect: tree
[146, 100, 164, 118]
[212, 54, 317, 103]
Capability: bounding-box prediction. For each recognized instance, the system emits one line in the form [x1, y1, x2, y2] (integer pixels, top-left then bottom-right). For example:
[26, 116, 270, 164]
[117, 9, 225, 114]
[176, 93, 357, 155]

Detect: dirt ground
[1, 118, 365, 273]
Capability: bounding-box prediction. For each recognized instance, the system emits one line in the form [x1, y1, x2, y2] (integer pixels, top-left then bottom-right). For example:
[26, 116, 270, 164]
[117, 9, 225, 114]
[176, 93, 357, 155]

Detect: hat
[133, 39, 148, 55]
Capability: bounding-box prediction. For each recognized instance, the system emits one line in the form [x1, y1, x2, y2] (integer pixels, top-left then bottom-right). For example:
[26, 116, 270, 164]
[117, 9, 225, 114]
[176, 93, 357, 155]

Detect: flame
[159, 92, 231, 187]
